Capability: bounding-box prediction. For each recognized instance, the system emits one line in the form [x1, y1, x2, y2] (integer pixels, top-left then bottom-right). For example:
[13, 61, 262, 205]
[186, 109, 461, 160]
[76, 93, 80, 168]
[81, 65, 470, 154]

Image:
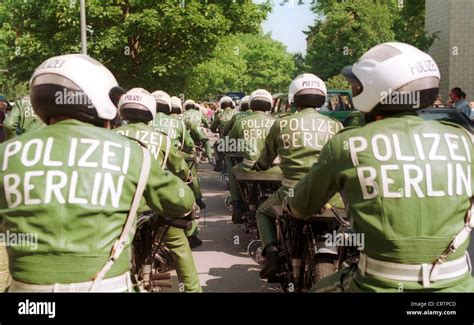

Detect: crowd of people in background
[433, 86, 474, 119]
[1, 85, 473, 145]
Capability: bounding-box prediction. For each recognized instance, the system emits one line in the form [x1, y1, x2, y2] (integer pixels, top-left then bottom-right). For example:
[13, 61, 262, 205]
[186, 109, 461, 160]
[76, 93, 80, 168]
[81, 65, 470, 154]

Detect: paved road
[192, 163, 278, 292]
[163, 132, 278, 292]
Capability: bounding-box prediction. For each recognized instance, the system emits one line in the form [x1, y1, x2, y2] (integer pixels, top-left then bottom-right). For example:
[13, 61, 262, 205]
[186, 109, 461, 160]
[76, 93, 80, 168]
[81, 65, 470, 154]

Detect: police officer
[287, 42, 474, 292]
[170, 96, 185, 117]
[228, 89, 282, 223]
[219, 95, 252, 177]
[222, 95, 251, 137]
[211, 96, 236, 136]
[211, 96, 236, 172]
[150, 91, 204, 247]
[114, 88, 201, 292]
[182, 99, 213, 160]
[255, 74, 343, 278]
[3, 95, 45, 140]
[0, 54, 195, 292]
[151, 93, 195, 154]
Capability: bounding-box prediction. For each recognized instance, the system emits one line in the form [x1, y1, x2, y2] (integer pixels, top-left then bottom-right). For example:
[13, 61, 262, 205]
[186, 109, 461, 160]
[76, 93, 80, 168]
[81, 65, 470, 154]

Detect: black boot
[260, 244, 281, 279]
[213, 159, 222, 172]
[196, 199, 206, 209]
[188, 235, 203, 249]
[231, 202, 244, 224]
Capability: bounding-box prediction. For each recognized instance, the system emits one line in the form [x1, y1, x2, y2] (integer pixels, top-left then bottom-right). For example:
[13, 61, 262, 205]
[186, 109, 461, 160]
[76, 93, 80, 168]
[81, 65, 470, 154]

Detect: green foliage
[305, 0, 396, 80]
[325, 74, 351, 90]
[305, 0, 438, 81]
[392, 0, 439, 51]
[0, 0, 271, 96]
[186, 33, 295, 99]
[291, 52, 308, 78]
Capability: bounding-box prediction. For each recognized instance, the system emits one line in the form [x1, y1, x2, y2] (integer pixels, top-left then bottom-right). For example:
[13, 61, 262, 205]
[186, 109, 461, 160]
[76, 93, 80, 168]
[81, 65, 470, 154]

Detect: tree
[0, 0, 271, 95]
[325, 74, 351, 90]
[305, 0, 396, 80]
[291, 52, 308, 78]
[392, 0, 439, 51]
[185, 33, 295, 99]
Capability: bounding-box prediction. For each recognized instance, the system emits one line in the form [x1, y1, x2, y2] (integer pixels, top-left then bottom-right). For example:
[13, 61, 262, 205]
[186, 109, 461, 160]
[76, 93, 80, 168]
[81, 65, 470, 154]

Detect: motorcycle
[235, 171, 282, 234]
[252, 204, 358, 293]
[131, 212, 196, 293]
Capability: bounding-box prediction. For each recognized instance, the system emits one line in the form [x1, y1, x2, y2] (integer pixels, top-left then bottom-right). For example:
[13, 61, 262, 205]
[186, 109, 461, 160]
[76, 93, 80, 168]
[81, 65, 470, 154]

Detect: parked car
[342, 107, 474, 133]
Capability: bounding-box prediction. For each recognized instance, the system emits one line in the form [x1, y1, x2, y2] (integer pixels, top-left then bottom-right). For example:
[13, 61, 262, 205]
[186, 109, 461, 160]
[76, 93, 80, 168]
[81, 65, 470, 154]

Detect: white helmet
[170, 96, 183, 114]
[288, 73, 327, 108]
[238, 95, 250, 111]
[184, 99, 196, 110]
[249, 89, 272, 111]
[219, 96, 234, 109]
[342, 42, 440, 112]
[151, 90, 171, 114]
[30, 54, 124, 125]
[119, 88, 156, 122]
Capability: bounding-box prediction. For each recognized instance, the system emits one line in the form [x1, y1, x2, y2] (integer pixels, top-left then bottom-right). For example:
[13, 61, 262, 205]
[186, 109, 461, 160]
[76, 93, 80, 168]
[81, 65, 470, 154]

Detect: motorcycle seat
[226, 152, 244, 158]
[235, 172, 283, 182]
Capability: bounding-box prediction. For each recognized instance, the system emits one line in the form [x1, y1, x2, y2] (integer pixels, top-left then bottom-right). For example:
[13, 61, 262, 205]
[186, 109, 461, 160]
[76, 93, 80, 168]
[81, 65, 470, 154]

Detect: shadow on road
[202, 264, 280, 293]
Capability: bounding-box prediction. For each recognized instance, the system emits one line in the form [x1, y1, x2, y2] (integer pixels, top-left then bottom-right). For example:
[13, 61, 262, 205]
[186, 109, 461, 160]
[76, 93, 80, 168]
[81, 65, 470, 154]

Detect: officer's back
[0, 54, 194, 292]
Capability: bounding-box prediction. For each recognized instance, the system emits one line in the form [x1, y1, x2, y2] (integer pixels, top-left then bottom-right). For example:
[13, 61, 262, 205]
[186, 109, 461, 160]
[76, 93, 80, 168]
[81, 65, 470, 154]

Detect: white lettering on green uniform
[150, 117, 179, 140]
[279, 117, 341, 150]
[240, 118, 275, 156]
[2, 137, 130, 209]
[116, 129, 165, 160]
[23, 106, 38, 118]
[241, 119, 274, 140]
[347, 132, 472, 199]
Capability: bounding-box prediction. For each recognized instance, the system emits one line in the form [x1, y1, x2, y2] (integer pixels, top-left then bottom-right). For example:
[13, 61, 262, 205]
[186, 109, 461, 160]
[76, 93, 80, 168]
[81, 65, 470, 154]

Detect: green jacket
[4, 99, 45, 140]
[222, 110, 253, 137]
[150, 112, 195, 154]
[289, 114, 473, 265]
[0, 119, 195, 284]
[115, 122, 191, 181]
[228, 111, 276, 169]
[257, 108, 343, 182]
[183, 109, 209, 130]
[210, 107, 236, 136]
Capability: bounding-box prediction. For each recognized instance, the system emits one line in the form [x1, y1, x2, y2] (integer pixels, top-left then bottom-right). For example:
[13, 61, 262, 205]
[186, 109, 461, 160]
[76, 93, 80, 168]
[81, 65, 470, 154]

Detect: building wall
[425, 0, 474, 101]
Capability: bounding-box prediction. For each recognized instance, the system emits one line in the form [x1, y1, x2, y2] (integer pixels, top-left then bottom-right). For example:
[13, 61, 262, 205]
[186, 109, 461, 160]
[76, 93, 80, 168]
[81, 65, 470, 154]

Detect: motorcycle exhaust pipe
[247, 239, 265, 266]
[151, 272, 171, 281]
[150, 272, 172, 288]
[150, 280, 173, 288]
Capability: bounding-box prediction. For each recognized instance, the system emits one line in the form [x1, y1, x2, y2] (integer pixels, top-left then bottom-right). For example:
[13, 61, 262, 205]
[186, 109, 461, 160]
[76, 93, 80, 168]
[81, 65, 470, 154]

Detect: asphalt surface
[163, 132, 278, 292]
[192, 162, 278, 292]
